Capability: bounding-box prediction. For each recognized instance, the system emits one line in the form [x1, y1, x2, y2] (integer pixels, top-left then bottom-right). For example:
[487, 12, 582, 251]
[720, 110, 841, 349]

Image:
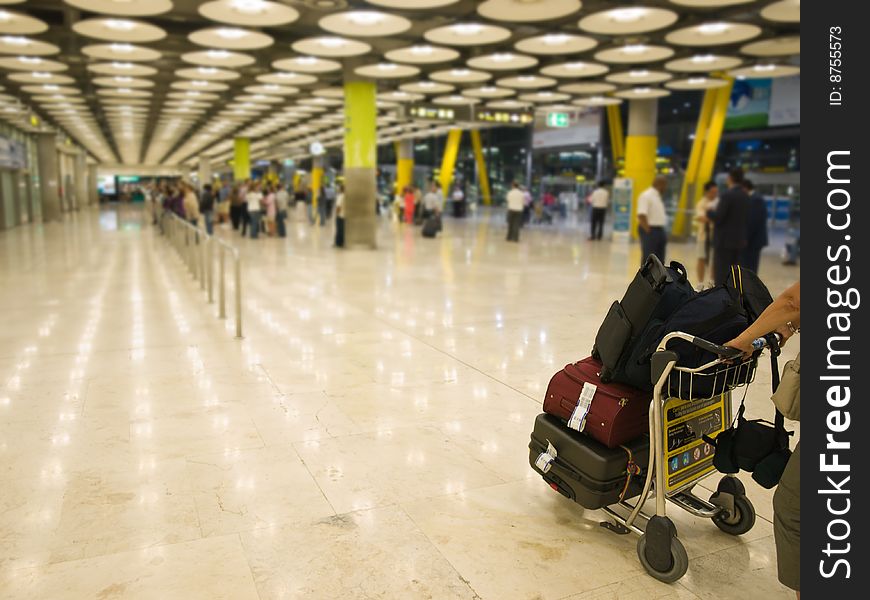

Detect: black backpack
[615, 286, 749, 395]
[726, 265, 773, 324]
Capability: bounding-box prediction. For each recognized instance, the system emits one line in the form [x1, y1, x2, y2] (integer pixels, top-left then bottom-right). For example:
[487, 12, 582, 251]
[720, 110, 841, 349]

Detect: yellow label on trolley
[663, 394, 729, 493]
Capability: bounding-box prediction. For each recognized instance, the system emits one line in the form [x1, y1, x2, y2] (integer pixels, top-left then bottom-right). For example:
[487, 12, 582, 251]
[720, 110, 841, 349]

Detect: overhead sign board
[405, 105, 533, 127]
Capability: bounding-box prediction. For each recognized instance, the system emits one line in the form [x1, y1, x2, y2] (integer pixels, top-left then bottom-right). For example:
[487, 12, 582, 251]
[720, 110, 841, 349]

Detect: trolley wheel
[591, 347, 600, 361]
[637, 534, 689, 583]
[712, 494, 756, 536]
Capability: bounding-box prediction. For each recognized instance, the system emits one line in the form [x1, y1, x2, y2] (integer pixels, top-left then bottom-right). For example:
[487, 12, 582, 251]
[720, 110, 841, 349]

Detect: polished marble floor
[0, 205, 799, 599]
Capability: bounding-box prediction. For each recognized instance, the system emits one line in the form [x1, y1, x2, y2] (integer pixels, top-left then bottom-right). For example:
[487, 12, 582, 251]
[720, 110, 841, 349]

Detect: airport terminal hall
[0, 0, 801, 598]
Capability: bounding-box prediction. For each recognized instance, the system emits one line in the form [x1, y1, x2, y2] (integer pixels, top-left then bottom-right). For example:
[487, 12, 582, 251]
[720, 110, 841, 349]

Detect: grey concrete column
[627, 99, 658, 136]
[74, 150, 87, 211]
[198, 156, 212, 189]
[88, 164, 98, 205]
[36, 132, 61, 222]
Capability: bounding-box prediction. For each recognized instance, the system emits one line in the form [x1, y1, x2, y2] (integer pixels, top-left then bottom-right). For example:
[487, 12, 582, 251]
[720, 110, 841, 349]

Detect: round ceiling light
[235, 94, 284, 104]
[606, 70, 673, 85]
[573, 96, 621, 107]
[579, 7, 678, 35]
[298, 97, 343, 107]
[62, 0, 173, 16]
[424, 23, 511, 46]
[175, 66, 240, 81]
[198, 0, 299, 26]
[8, 72, 74, 84]
[539, 61, 609, 79]
[87, 62, 157, 76]
[181, 49, 256, 67]
[354, 63, 420, 79]
[0, 56, 67, 71]
[514, 33, 597, 56]
[0, 10, 49, 35]
[81, 43, 160, 61]
[244, 84, 298, 96]
[486, 100, 529, 110]
[613, 87, 671, 99]
[741, 36, 800, 57]
[461, 86, 515, 99]
[0, 36, 59, 55]
[96, 88, 152, 98]
[477, 0, 581, 23]
[273, 56, 340, 74]
[666, 22, 762, 46]
[467, 53, 538, 71]
[311, 87, 345, 99]
[91, 76, 155, 88]
[189, 27, 274, 50]
[429, 68, 491, 83]
[669, 0, 753, 5]
[558, 81, 617, 94]
[319, 10, 411, 37]
[167, 91, 221, 101]
[497, 75, 558, 89]
[73, 18, 167, 42]
[171, 80, 230, 92]
[380, 91, 425, 103]
[385, 45, 459, 65]
[399, 81, 455, 94]
[665, 54, 743, 72]
[518, 91, 571, 103]
[291, 37, 371, 58]
[432, 95, 479, 106]
[666, 77, 731, 90]
[730, 63, 800, 79]
[761, 0, 800, 23]
[364, 0, 460, 7]
[595, 44, 674, 64]
[257, 71, 319, 85]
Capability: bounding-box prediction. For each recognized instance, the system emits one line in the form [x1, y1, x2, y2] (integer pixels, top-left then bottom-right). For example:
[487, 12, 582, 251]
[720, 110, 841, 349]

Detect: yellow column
[233, 137, 250, 182]
[671, 88, 717, 237]
[623, 99, 659, 239]
[605, 105, 625, 165]
[439, 129, 462, 195]
[343, 79, 378, 248]
[469, 129, 492, 205]
[695, 78, 735, 199]
[396, 139, 414, 193]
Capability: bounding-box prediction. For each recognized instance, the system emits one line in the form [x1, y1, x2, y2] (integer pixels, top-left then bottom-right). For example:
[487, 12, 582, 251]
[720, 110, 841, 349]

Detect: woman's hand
[724, 336, 754, 356]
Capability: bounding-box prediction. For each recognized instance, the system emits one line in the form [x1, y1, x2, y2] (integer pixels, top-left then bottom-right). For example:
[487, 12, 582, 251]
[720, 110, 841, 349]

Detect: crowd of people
[148, 178, 350, 246]
[634, 168, 769, 286]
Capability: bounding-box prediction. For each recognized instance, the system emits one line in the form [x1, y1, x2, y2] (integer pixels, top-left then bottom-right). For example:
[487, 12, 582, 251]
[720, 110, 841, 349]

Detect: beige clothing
[183, 191, 200, 221]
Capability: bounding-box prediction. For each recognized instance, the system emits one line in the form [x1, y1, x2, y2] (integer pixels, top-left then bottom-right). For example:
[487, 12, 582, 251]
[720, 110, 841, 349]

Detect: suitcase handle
[669, 261, 689, 284]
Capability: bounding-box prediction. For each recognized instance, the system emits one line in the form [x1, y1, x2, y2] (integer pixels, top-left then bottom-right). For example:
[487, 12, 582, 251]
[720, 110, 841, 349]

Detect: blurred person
[506, 181, 524, 242]
[229, 183, 242, 230]
[726, 281, 801, 598]
[317, 183, 328, 226]
[217, 180, 231, 224]
[741, 179, 769, 274]
[422, 181, 444, 220]
[704, 168, 749, 285]
[262, 184, 276, 236]
[183, 182, 200, 227]
[275, 183, 290, 238]
[199, 183, 215, 235]
[334, 183, 345, 248]
[451, 184, 465, 218]
[522, 185, 533, 224]
[636, 176, 668, 265]
[588, 181, 610, 241]
[693, 181, 719, 285]
[403, 186, 415, 225]
[246, 181, 263, 239]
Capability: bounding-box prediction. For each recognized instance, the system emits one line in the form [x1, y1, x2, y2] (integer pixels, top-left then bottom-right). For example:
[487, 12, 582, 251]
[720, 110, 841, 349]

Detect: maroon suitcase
[543, 357, 652, 448]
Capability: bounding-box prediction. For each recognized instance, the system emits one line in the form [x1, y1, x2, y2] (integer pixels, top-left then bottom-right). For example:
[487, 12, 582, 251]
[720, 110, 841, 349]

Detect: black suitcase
[529, 413, 649, 510]
[421, 215, 441, 238]
[593, 255, 694, 383]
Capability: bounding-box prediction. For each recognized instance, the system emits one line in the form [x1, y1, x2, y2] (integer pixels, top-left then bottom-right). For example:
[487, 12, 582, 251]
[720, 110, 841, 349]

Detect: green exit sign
[546, 113, 570, 128]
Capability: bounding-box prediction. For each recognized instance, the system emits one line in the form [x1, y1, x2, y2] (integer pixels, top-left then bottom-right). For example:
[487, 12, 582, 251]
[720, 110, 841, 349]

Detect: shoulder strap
[768, 335, 787, 434]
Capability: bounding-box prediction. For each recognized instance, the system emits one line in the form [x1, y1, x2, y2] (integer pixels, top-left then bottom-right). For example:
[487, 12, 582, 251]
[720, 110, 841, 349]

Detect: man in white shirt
[422, 182, 444, 218]
[506, 181, 525, 242]
[275, 183, 290, 238]
[589, 182, 610, 241]
[636, 176, 668, 265]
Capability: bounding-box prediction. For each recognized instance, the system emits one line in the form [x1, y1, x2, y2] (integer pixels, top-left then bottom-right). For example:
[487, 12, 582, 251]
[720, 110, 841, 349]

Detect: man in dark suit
[740, 179, 769, 273]
[705, 168, 750, 285]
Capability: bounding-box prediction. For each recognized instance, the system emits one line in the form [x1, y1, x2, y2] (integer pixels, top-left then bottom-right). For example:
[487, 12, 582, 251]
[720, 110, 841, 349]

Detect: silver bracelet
[786, 321, 800, 334]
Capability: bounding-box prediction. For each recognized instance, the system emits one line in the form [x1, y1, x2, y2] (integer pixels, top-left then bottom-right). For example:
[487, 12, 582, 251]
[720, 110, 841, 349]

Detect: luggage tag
[535, 441, 558, 473]
[567, 383, 597, 432]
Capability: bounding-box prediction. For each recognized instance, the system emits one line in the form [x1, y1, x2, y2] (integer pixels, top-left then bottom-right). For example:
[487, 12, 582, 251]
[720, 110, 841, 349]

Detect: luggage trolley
[598, 332, 770, 583]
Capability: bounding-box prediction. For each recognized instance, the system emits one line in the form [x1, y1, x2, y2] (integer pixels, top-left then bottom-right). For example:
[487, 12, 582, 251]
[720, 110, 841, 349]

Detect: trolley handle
[659, 331, 779, 358]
